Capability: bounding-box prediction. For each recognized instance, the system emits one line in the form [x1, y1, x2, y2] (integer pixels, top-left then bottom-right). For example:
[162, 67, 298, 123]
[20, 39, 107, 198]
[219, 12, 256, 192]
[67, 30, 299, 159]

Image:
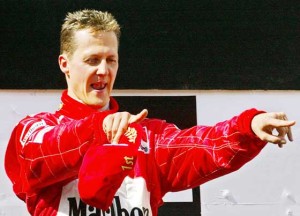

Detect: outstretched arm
[251, 112, 296, 147]
[148, 109, 296, 193]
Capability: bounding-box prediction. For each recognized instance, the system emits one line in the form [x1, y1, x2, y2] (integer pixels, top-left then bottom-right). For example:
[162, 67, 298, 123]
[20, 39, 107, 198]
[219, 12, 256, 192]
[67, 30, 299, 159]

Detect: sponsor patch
[58, 177, 152, 216]
[20, 120, 46, 146]
[138, 127, 150, 154]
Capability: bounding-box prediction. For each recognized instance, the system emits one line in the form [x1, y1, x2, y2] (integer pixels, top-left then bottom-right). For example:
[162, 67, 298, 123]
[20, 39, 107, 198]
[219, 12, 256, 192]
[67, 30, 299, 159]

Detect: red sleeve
[5, 112, 107, 197]
[78, 123, 143, 210]
[148, 108, 267, 193]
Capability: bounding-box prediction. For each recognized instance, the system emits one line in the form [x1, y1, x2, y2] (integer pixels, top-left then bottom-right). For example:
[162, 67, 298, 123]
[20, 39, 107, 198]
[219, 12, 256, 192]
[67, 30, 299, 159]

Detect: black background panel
[115, 95, 200, 215]
[1, 1, 299, 90]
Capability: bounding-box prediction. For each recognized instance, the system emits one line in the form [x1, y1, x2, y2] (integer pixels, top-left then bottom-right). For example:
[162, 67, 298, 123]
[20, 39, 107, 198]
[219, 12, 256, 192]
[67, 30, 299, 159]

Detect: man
[5, 9, 295, 216]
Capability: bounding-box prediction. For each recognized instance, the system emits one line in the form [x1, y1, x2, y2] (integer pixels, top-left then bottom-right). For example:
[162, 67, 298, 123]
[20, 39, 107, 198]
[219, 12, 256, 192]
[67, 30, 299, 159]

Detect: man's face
[59, 29, 119, 108]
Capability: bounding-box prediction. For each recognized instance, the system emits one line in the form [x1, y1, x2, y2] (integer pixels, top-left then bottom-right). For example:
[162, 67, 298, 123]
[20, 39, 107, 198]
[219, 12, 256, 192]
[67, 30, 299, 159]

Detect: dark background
[1, 0, 299, 90]
[116, 96, 200, 215]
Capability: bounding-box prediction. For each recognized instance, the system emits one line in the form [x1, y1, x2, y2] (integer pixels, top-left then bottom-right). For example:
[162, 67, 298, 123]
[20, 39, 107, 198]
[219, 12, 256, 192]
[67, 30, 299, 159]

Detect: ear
[58, 54, 69, 76]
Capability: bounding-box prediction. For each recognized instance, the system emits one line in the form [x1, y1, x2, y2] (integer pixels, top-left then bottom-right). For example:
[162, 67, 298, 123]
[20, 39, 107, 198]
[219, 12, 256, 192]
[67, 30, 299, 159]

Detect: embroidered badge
[124, 127, 137, 143]
[122, 156, 134, 170]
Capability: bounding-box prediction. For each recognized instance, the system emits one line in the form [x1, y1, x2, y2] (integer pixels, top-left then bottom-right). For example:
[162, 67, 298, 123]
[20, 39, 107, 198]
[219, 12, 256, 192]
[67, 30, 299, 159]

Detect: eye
[107, 58, 117, 64]
[86, 58, 100, 65]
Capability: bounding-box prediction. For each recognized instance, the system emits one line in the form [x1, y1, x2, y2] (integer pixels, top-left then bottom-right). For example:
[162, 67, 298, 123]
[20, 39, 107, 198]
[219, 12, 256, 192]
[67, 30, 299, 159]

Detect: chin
[88, 99, 107, 108]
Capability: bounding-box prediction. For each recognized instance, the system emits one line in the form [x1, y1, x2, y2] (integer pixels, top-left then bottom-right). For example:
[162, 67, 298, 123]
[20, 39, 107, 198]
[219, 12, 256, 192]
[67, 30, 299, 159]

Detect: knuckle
[275, 112, 285, 118]
[105, 113, 113, 118]
[260, 135, 269, 142]
[121, 127, 127, 133]
[114, 113, 121, 118]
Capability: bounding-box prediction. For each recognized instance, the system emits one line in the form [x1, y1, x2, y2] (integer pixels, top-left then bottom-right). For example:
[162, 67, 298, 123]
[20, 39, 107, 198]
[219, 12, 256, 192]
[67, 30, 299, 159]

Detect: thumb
[258, 130, 283, 144]
[129, 109, 148, 124]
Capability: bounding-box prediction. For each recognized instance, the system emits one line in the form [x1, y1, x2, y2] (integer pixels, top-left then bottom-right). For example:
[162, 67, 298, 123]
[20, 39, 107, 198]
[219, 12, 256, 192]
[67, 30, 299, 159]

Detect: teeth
[92, 83, 106, 90]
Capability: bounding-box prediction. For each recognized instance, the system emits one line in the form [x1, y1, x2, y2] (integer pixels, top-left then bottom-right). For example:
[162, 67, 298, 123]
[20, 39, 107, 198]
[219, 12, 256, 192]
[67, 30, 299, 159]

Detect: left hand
[251, 112, 296, 147]
[103, 109, 148, 144]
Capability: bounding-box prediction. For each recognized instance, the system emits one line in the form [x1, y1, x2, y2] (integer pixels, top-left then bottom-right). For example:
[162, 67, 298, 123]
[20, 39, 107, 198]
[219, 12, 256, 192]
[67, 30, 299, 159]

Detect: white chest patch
[57, 177, 152, 216]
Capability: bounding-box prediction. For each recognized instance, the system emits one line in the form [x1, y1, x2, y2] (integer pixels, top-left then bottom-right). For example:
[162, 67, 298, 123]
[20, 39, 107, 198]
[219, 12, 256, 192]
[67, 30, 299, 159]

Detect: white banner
[1, 90, 299, 216]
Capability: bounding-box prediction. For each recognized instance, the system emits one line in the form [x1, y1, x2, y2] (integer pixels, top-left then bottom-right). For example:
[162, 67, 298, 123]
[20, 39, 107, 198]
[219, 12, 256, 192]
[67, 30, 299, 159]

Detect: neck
[67, 91, 110, 111]
[98, 101, 110, 111]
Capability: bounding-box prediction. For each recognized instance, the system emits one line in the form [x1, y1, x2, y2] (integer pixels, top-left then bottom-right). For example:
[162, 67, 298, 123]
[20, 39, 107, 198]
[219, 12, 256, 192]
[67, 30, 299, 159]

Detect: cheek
[71, 65, 93, 82]
[71, 72, 85, 85]
[111, 65, 118, 80]
[110, 70, 118, 85]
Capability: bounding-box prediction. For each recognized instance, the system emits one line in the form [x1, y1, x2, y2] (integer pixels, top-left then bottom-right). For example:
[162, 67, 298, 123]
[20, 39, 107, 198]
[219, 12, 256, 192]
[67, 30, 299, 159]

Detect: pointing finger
[129, 109, 148, 124]
[282, 115, 295, 142]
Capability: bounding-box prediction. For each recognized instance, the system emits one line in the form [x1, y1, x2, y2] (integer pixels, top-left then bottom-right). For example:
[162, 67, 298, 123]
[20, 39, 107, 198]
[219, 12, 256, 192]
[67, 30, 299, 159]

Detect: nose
[96, 59, 108, 75]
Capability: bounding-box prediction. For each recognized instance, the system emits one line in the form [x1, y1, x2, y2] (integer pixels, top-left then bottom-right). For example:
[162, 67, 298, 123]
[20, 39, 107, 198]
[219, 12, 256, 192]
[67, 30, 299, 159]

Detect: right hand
[103, 109, 148, 144]
[251, 112, 296, 147]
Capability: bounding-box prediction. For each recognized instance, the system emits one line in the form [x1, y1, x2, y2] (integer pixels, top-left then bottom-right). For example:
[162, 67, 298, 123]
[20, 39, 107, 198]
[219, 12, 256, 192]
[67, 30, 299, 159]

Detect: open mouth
[91, 82, 107, 91]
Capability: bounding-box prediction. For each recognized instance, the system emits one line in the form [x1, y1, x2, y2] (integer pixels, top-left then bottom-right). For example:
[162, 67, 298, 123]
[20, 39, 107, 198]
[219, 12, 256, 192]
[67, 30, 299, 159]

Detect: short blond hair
[60, 9, 121, 57]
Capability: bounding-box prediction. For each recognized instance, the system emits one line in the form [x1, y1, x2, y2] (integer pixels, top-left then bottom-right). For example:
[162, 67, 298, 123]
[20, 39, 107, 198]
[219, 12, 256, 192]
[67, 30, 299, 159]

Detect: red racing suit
[5, 90, 267, 216]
